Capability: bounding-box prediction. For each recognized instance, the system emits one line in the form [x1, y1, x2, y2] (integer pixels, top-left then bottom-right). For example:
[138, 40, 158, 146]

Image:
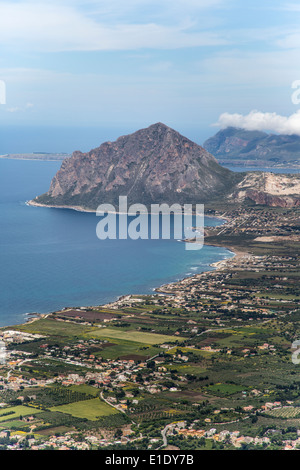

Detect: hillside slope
[203, 127, 300, 167]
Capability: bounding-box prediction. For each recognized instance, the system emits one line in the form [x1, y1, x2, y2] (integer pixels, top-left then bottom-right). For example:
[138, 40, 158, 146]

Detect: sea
[0, 152, 298, 328]
[0, 157, 236, 327]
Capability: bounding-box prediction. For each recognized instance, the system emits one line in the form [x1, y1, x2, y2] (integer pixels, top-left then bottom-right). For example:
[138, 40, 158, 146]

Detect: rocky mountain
[30, 123, 242, 211]
[229, 172, 300, 207]
[203, 127, 300, 167]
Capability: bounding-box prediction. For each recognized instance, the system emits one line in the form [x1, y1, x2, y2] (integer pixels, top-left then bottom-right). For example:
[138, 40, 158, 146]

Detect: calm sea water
[0, 158, 234, 327]
[223, 165, 300, 174]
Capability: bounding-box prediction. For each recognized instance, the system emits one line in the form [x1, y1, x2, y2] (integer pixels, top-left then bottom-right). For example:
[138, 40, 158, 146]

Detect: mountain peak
[32, 124, 241, 211]
[148, 122, 169, 129]
[130, 122, 183, 140]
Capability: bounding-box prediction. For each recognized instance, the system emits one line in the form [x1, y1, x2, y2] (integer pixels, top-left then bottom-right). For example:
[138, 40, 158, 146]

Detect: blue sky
[1, 0, 300, 149]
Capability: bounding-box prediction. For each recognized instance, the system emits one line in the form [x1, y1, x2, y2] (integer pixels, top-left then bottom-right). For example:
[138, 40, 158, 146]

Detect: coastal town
[0, 203, 299, 450]
[3, 0, 300, 457]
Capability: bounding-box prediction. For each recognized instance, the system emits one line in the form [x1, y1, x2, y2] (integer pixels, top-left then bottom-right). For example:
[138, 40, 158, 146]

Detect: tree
[116, 390, 126, 400]
[147, 360, 155, 370]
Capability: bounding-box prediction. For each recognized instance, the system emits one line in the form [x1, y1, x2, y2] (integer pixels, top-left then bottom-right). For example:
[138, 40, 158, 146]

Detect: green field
[50, 398, 119, 420]
[0, 405, 43, 422]
[68, 384, 100, 397]
[86, 327, 183, 344]
[166, 364, 207, 375]
[99, 342, 161, 360]
[0, 420, 32, 430]
[16, 318, 91, 337]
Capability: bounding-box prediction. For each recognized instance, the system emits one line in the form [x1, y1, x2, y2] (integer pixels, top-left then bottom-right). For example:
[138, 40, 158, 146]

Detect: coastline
[5, 201, 240, 328]
[26, 199, 229, 222]
[152, 243, 244, 297]
[0, 155, 70, 162]
[26, 200, 96, 213]
[10, 241, 241, 328]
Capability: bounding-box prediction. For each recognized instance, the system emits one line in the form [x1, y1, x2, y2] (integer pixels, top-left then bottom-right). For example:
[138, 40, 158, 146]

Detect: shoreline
[3, 241, 241, 330]
[153, 244, 244, 297]
[26, 200, 96, 213]
[100, 246, 239, 310]
[15, 242, 237, 321]
[2, 201, 239, 329]
[0, 158, 65, 162]
[0, 155, 69, 162]
[26, 199, 229, 223]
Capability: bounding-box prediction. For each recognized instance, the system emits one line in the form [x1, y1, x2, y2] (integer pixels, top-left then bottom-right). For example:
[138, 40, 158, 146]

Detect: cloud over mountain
[215, 110, 300, 136]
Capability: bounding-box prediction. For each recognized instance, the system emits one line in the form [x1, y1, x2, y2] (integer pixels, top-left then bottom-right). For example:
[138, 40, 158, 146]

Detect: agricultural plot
[0, 405, 43, 422]
[166, 346, 216, 358]
[265, 406, 300, 419]
[50, 398, 119, 421]
[206, 383, 247, 396]
[195, 326, 276, 350]
[17, 318, 91, 337]
[99, 341, 161, 360]
[165, 364, 207, 376]
[0, 420, 33, 431]
[86, 327, 183, 345]
[68, 384, 100, 397]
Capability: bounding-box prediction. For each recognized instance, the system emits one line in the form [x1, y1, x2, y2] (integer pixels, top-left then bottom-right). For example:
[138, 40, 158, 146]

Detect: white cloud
[71, 0, 227, 19]
[215, 109, 300, 136]
[6, 102, 34, 113]
[279, 3, 300, 12]
[277, 32, 300, 49]
[0, 1, 228, 52]
[7, 107, 20, 113]
[199, 47, 300, 89]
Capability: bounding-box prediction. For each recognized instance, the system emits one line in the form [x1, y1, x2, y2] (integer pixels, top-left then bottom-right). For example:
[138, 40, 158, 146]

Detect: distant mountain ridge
[31, 123, 242, 211]
[203, 127, 300, 167]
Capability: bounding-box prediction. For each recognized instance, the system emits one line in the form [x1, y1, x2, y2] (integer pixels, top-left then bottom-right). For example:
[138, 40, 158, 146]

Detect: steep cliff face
[229, 172, 300, 207]
[242, 190, 300, 207]
[32, 123, 241, 210]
